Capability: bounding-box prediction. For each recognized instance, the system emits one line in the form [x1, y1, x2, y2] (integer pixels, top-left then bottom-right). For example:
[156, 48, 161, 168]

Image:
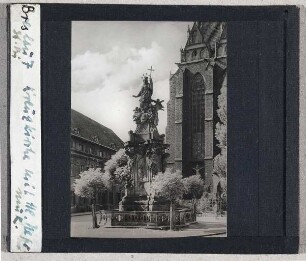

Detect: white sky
[71, 21, 191, 141]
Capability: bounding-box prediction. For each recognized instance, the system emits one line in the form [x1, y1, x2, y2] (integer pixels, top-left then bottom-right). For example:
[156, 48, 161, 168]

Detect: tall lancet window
[191, 73, 205, 160]
[191, 31, 197, 43]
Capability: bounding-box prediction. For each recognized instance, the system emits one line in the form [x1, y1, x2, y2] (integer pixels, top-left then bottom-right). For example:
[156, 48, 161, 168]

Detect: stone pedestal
[119, 181, 149, 211]
[119, 132, 169, 211]
[148, 197, 170, 211]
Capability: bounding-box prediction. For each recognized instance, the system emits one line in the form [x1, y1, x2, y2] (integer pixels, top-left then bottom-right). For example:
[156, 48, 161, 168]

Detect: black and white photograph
[70, 21, 227, 238]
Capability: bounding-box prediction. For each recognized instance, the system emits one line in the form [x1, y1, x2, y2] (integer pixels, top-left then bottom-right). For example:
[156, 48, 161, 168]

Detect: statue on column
[120, 66, 169, 211]
[132, 67, 164, 140]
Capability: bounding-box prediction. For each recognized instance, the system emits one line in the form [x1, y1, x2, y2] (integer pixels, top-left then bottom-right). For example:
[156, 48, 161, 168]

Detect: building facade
[166, 22, 227, 189]
[70, 109, 124, 213]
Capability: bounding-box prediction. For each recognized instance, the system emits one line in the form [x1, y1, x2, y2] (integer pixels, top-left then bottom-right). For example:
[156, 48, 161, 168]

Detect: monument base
[101, 208, 196, 228]
[119, 191, 171, 212]
[119, 194, 149, 211]
[148, 198, 170, 211]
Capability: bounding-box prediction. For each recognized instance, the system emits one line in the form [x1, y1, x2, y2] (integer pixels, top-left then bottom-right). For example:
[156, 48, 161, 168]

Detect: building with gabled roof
[70, 109, 124, 213]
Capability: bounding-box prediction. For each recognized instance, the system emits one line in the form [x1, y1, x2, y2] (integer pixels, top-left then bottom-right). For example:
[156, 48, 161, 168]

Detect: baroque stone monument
[119, 67, 169, 211]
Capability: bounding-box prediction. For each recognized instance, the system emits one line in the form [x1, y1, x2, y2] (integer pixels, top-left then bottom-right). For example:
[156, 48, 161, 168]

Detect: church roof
[71, 109, 124, 149]
[185, 22, 227, 50]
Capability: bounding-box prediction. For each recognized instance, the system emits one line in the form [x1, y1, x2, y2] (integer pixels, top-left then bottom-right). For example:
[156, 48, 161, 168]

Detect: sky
[71, 21, 191, 141]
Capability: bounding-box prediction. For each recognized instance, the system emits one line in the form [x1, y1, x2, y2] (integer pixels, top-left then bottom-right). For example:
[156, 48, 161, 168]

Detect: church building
[166, 22, 227, 189]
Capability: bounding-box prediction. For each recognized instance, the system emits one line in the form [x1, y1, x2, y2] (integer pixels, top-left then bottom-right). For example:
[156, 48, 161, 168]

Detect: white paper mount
[10, 4, 42, 252]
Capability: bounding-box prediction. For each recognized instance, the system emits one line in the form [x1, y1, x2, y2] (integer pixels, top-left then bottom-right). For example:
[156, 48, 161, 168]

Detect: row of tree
[73, 149, 130, 228]
[73, 151, 205, 230]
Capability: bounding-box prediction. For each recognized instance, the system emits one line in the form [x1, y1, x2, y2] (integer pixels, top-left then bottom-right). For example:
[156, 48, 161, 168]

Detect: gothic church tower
[166, 22, 227, 189]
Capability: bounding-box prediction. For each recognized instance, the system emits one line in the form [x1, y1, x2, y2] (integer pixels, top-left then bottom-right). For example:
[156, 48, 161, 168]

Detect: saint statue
[131, 67, 164, 140]
[133, 76, 153, 112]
[180, 48, 186, 62]
[192, 164, 204, 176]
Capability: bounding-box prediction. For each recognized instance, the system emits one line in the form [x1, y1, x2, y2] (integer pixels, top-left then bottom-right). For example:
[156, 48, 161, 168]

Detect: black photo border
[39, 4, 300, 253]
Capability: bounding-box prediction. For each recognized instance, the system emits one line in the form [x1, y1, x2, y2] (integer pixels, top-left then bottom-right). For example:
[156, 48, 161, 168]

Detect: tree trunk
[112, 185, 116, 210]
[107, 191, 110, 210]
[91, 188, 99, 229]
[169, 201, 174, 230]
[192, 198, 197, 221]
[91, 201, 99, 228]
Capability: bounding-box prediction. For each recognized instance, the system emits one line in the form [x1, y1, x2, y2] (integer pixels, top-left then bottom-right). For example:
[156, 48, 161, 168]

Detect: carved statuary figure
[132, 71, 164, 140]
[180, 48, 186, 62]
[192, 163, 204, 176]
[150, 99, 164, 127]
[133, 76, 153, 112]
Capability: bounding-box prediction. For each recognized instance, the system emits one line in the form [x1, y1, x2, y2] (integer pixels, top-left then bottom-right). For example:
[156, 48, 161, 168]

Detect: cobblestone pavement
[71, 214, 227, 238]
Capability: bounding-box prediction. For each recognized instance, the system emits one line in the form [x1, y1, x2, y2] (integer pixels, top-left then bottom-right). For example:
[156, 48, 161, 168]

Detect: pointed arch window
[191, 30, 197, 43]
[192, 50, 197, 60]
[191, 73, 205, 133]
[191, 73, 205, 160]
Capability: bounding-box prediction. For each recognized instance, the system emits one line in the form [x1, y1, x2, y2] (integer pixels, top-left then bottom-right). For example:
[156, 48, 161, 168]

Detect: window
[191, 73, 205, 133]
[191, 30, 197, 43]
[92, 136, 99, 143]
[84, 146, 89, 153]
[72, 128, 80, 135]
[191, 73, 205, 160]
[192, 50, 197, 59]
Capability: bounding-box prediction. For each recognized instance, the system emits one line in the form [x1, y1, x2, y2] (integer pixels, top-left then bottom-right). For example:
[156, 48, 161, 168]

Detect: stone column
[174, 69, 184, 172]
[204, 65, 214, 187]
[175, 95, 183, 171]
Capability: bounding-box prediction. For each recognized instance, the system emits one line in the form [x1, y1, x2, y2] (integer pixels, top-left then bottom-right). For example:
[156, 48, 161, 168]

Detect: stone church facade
[166, 22, 227, 188]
